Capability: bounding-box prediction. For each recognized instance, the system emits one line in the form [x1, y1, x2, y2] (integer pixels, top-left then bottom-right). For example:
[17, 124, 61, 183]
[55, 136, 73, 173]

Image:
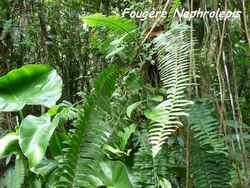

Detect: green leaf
[97, 161, 134, 188]
[147, 24, 193, 157]
[19, 114, 59, 168]
[32, 160, 57, 177]
[159, 178, 172, 188]
[126, 101, 143, 118]
[0, 132, 19, 159]
[14, 155, 25, 188]
[118, 124, 136, 150]
[0, 64, 62, 112]
[144, 107, 169, 123]
[148, 95, 164, 102]
[82, 14, 137, 34]
[123, 69, 143, 93]
[0, 154, 26, 188]
[0, 166, 16, 188]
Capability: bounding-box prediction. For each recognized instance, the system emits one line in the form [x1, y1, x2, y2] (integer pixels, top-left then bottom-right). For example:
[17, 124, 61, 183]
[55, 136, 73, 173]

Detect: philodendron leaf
[0, 64, 62, 112]
[19, 114, 59, 168]
[97, 161, 134, 188]
[0, 133, 19, 159]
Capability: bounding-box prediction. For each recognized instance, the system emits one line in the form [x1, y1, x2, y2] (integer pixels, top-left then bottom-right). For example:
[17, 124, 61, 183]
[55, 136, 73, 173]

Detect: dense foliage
[0, 0, 250, 188]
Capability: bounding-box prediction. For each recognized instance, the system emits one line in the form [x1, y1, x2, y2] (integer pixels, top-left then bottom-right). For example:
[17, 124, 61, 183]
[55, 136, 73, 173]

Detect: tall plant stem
[242, 0, 250, 49]
[186, 0, 195, 187]
[185, 122, 191, 188]
[38, 0, 49, 64]
[216, 0, 248, 185]
[141, 0, 171, 46]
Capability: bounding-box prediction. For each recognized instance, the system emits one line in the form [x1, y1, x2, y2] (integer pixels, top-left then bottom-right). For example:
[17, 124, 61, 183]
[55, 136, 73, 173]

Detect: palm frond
[146, 24, 193, 157]
[82, 14, 137, 34]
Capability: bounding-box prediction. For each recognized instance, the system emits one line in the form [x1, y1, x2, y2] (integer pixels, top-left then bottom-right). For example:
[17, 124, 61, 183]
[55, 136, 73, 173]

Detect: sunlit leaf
[19, 114, 59, 168]
[0, 64, 62, 112]
[82, 14, 136, 34]
[159, 178, 172, 188]
[97, 161, 134, 188]
[0, 133, 18, 159]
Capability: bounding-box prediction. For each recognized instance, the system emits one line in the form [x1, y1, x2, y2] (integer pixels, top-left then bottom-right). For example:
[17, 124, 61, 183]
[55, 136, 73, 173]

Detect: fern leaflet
[146, 24, 193, 157]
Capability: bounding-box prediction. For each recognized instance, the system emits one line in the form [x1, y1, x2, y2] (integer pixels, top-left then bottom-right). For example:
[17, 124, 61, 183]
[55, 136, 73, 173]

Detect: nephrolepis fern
[145, 24, 193, 157]
[133, 132, 169, 188]
[189, 101, 228, 154]
[0, 155, 25, 188]
[189, 101, 231, 188]
[53, 65, 119, 188]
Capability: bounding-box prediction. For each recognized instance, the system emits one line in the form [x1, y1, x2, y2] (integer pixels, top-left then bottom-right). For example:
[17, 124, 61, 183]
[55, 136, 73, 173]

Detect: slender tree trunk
[241, 0, 250, 49]
[37, 0, 49, 64]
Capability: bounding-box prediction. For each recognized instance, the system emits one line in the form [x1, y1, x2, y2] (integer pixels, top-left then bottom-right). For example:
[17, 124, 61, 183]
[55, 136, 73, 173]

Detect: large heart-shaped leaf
[19, 114, 59, 168]
[0, 64, 62, 112]
[96, 161, 134, 188]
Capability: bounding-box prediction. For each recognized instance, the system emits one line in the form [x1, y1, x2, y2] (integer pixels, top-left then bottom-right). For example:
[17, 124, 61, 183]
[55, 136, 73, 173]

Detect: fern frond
[0, 166, 15, 188]
[189, 101, 228, 153]
[189, 101, 231, 188]
[133, 133, 169, 188]
[14, 155, 25, 188]
[146, 24, 193, 157]
[191, 141, 231, 188]
[0, 155, 26, 188]
[53, 65, 119, 188]
[82, 14, 137, 34]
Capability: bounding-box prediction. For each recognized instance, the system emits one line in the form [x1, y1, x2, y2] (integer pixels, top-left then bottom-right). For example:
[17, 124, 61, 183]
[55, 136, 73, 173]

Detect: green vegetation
[0, 0, 249, 188]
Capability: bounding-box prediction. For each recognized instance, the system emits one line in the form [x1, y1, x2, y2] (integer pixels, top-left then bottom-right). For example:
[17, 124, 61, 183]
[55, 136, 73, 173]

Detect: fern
[0, 155, 25, 188]
[82, 14, 137, 34]
[14, 155, 25, 188]
[0, 166, 15, 188]
[191, 141, 231, 188]
[133, 132, 169, 188]
[145, 24, 193, 157]
[189, 101, 228, 154]
[189, 101, 231, 188]
[53, 65, 119, 187]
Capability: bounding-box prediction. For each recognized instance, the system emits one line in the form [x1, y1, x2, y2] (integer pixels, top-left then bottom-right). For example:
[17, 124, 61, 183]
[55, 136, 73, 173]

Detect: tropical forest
[0, 0, 250, 188]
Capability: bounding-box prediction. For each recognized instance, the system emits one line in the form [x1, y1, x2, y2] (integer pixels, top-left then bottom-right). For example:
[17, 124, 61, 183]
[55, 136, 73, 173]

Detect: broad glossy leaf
[0, 133, 18, 159]
[97, 161, 134, 188]
[19, 114, 59, 167]
[0, 64, 62, 112]
[144, 107, 169, 123]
